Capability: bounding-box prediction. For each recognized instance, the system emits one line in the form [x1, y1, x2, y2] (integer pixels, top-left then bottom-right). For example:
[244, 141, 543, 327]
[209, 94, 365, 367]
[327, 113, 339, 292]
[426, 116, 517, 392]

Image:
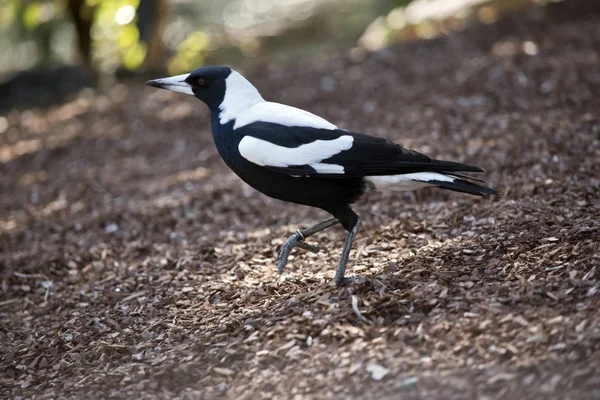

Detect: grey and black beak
[146, 73, 193, 95]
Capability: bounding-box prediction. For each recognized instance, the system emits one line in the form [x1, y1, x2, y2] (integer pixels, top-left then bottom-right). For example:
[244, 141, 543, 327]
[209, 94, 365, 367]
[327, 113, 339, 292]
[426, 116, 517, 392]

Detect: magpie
[147, 66, 497, 285]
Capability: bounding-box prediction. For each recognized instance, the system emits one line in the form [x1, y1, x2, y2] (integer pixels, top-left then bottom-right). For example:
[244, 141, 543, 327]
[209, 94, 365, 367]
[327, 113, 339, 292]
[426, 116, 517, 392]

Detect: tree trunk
[66, 0, 95, 73]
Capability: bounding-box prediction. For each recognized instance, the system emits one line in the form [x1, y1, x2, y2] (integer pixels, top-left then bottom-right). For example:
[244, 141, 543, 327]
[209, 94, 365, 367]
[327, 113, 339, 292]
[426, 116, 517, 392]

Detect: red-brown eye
[197, 78, 207, 87]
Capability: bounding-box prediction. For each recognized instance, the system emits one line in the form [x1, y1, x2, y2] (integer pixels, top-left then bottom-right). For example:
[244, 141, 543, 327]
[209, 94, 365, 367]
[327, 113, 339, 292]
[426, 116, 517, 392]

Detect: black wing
[236, 121, 483, 178]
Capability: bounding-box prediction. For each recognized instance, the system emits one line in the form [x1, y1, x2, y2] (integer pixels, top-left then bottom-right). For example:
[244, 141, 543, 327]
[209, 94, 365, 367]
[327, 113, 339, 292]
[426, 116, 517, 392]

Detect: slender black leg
[332, 217, 361, 285]
[278, 217, 339, 273]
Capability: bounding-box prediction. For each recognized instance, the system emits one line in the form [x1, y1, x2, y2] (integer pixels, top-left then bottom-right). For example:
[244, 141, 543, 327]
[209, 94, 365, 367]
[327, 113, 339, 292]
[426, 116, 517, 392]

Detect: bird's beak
[146, 73, 193, 95]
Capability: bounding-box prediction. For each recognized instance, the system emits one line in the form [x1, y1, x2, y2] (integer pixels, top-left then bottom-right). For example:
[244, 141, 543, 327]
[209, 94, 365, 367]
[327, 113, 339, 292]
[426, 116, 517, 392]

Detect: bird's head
[146, 66, 233, 109]
[147, 66, 264, 124]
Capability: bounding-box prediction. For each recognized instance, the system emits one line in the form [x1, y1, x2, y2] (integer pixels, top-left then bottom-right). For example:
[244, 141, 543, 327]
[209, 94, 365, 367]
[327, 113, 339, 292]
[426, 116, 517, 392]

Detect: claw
[277, 231, 325, 273]
[276, 218, 339, 274]
[295, 241, 325, 253]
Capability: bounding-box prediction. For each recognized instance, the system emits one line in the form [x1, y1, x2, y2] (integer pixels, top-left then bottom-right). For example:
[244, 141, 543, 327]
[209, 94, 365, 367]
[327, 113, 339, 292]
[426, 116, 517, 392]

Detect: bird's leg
[278, 217, 339, 273]
[332, 218, 361, 285]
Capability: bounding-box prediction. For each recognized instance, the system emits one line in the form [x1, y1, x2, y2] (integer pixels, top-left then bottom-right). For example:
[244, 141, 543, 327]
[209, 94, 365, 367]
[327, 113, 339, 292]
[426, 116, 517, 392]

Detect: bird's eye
[197, 78, 207, 87]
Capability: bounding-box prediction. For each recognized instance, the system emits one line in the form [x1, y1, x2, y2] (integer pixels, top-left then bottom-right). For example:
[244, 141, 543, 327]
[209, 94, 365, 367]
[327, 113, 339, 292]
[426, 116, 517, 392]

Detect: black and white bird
[147, 66, 497, 285]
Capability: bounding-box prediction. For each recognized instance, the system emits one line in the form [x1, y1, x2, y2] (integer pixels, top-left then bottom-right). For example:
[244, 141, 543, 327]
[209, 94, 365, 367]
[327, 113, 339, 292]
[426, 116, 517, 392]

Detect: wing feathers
[236, 122, 485, 180]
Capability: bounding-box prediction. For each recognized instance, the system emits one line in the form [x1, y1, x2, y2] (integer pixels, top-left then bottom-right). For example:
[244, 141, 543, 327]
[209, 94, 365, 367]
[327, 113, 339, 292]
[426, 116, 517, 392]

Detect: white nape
[155, 73, 193, 95]
[219, 70, 337, 130]
[238, 135, 353, 174]
[366, 172, 455, 191]
[219, 71, 264, 125]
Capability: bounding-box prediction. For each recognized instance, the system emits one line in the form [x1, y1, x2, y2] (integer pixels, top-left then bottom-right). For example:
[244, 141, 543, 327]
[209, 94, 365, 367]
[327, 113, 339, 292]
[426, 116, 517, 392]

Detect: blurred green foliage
[168, 30, 209, 75]
[92, 0, 146, 71]
[8, 0, 535, 80]
[21, 0, 65, 30]
[1, 0, 556, 80]
[1, 0, 149, 74]
[1, 0, 386, 77]
[2, 0, 420, 78]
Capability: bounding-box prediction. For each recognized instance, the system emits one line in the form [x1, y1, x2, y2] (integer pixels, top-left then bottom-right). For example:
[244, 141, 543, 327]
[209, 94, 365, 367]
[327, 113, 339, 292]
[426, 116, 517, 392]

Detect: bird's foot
[278, 229, 326, 273]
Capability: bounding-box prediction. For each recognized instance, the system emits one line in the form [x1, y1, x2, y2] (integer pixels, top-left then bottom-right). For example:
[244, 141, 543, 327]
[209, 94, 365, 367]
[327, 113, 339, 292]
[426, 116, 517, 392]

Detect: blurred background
[1, 0, 595, 111]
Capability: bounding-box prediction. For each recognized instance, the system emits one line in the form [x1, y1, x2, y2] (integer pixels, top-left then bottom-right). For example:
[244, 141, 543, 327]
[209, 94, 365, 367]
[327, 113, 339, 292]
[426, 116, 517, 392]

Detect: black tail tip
[433, 179, 499, 197]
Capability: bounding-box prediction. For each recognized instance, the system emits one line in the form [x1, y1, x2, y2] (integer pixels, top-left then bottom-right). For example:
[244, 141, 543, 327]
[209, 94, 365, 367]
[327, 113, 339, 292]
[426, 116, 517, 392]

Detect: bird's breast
[210, 120, 252, 176]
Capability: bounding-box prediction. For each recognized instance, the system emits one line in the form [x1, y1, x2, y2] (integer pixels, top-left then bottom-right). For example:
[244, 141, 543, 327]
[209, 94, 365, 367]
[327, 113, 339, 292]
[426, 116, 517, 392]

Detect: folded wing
[236, 122, 484, 178]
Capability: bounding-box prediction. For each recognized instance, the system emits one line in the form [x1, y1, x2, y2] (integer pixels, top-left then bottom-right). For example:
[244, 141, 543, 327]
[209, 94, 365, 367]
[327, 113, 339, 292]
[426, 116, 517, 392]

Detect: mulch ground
[1, 4, 600, 399]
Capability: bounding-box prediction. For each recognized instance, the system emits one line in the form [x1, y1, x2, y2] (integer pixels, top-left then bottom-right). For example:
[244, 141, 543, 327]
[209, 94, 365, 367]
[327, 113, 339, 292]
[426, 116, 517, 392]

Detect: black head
[146, 66, 232, 109]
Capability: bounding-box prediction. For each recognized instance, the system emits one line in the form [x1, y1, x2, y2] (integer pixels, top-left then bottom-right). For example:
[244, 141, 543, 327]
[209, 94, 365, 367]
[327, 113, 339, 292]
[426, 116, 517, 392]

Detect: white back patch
[218, 69, 338, 131]
[238, 135, 353, 174]
[219, 71, 264, 125]
[233, 102, 337, 130]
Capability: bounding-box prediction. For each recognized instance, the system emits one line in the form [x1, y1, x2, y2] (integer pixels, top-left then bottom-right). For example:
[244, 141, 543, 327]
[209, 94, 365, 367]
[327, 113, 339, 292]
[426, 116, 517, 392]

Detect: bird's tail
[366, 171, 498, 196]
[434, 172, 498, 196]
